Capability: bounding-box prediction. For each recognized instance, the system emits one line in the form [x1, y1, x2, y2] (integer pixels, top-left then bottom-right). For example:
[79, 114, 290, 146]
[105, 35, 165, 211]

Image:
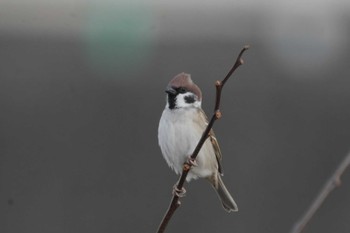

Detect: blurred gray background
[1, 0, 350, 232]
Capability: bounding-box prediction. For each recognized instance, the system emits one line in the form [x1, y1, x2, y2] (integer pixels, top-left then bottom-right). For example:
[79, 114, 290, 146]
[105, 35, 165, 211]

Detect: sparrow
[158, 72, 238, 212]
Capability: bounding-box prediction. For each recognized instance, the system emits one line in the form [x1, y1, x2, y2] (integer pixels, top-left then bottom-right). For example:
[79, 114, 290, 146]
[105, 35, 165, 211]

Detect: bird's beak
[165, 87, 177, 95]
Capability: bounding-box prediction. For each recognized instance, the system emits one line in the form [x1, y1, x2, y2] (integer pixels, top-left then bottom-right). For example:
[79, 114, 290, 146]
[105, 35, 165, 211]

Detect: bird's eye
[177, 87, 187, 94]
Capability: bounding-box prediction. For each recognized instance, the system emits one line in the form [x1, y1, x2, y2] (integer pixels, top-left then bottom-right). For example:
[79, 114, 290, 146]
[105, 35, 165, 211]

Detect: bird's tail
[212, 175, 238, 212]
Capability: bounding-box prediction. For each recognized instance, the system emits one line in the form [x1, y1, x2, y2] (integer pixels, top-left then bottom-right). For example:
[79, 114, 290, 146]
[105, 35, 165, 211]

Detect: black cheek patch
[184, 95, 195, 104]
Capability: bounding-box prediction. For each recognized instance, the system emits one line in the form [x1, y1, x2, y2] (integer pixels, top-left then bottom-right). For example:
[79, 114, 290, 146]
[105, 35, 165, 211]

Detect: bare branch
[290, 151, 350, 233]
[157, 45, 249, 233]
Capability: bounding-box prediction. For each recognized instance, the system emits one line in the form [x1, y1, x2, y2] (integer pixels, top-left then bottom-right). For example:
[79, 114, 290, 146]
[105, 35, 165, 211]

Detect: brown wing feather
[198, 109, 224, 175]
[209, 130, 223, 174]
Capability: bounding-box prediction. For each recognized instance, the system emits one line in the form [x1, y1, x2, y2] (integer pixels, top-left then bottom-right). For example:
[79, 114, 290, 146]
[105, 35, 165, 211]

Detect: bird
[158, 72, 238, 212]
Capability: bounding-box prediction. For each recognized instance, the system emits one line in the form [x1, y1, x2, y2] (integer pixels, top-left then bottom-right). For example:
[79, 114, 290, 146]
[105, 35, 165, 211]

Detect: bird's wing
[209, 130, 223, 175]
[198, 109, 224, 175]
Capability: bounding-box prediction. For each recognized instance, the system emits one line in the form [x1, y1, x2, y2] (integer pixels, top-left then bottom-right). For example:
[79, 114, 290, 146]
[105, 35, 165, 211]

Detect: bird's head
[165, 73, 202, 110]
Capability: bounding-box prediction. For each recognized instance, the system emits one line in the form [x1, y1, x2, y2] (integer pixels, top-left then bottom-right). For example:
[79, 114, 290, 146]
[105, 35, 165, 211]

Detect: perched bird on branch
[158, 72, 238, 212]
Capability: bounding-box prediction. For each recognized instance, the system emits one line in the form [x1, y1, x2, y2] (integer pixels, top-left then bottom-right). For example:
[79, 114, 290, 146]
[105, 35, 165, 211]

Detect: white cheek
[175, 93, 187, 107]
[176, 93, 201, 108]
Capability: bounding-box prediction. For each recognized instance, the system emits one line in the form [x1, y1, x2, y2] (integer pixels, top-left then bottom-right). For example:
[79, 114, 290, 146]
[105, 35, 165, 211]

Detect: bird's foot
[187, 158, 198, 167]
[172, 185, 186, 197]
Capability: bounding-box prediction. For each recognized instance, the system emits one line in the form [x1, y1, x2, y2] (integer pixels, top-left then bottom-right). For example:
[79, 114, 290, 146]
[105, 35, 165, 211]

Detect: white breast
[158, 107, 218, 181]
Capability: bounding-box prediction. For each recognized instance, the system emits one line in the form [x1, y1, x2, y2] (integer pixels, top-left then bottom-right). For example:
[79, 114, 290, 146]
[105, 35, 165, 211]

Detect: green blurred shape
[84, 1, 154, 77]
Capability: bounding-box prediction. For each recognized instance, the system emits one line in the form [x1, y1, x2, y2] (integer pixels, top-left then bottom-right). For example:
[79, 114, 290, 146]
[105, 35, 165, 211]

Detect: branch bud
[215, 110, 222, 119]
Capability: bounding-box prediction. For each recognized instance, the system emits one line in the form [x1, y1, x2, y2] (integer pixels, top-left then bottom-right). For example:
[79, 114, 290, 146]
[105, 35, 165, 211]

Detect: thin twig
[290, 151, 350, 233]
[157, 45, 249, 233]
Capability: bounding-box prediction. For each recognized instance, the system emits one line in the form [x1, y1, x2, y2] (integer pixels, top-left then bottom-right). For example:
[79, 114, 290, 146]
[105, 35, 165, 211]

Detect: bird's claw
[173, 185, 186, 197]
[188, 158, 198, 167]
